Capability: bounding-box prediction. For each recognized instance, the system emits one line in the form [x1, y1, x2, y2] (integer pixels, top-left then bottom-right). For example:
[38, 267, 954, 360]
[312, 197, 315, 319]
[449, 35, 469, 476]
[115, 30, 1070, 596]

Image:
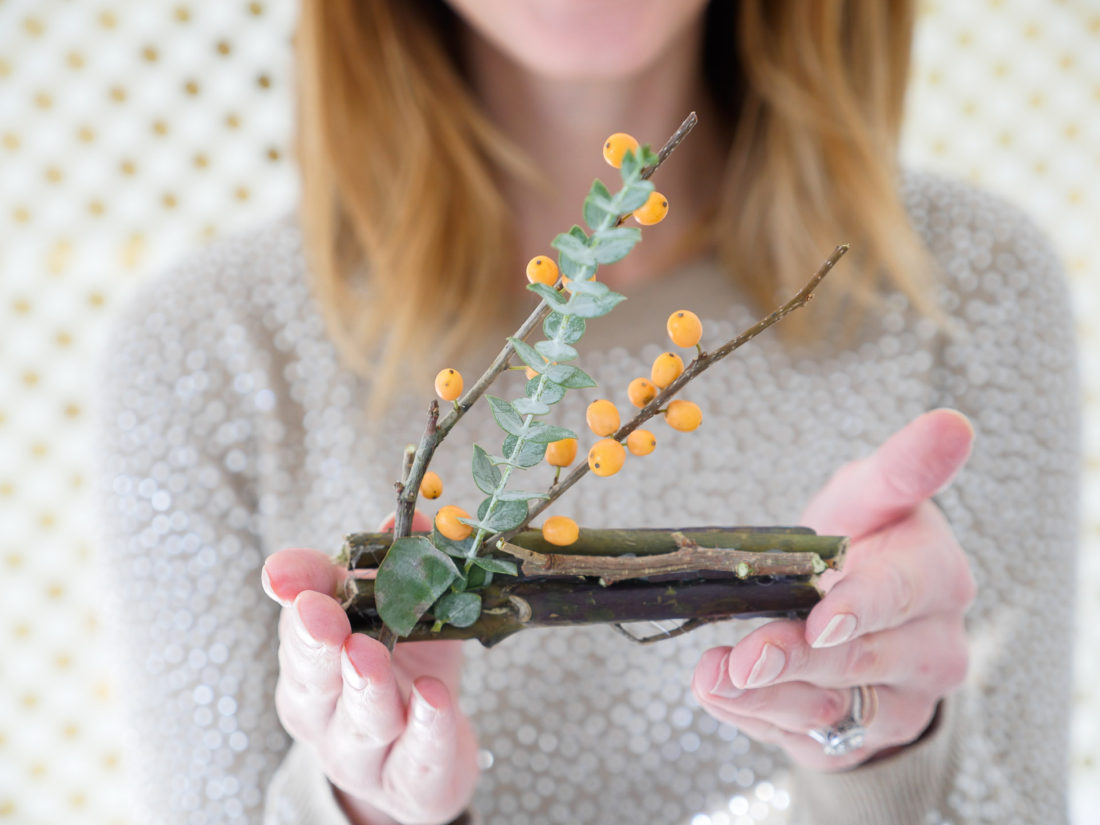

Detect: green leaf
[476, 497, 528, 531]
[583, 179, 617, 230]
[620, 146, 641, 178]
[590, 227, 642, 264]
[528, 376, 565, 405]
[562, 279, 609, 297]
[616, 179, 654, 213]
[471, 444, 502, 495]
[502, 434, 546, 467]
[638, 145, 660, 166]
[513, 397, 550, 416]
[543, 364, 597, 389]
[432, 527, 475, 559]
[543, 312, 586, 344]
[432, 591, 481, 628]
[568, 225, 588, 242]
[472, 556, 518, 576]
[494, 488, 549, 502]
[524, 422, 578, 444]
[565, 289, 627, 319]
[464, 564, 492, 589]
[508, 337, 546, 372]
[535, 339, 578, 362]
[551, 230, 596, 266]
[375, 536, 460, 637]
[487, 396, 525, 437]
[526, 282, 566, 307]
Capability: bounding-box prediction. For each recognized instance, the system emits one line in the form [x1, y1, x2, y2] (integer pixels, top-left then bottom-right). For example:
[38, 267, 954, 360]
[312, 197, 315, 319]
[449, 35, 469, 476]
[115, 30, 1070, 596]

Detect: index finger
[262, 547, 348, 607]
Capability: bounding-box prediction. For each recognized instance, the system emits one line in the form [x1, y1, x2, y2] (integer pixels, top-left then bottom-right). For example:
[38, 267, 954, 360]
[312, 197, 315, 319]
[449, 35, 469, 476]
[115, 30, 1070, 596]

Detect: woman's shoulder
[97, 211, 312, 391]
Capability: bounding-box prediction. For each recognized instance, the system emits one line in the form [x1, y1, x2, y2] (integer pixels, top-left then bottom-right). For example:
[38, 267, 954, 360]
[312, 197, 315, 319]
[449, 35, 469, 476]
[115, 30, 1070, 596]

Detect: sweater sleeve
[789, 178, 1081, 825]
[92, 250, 357, 825]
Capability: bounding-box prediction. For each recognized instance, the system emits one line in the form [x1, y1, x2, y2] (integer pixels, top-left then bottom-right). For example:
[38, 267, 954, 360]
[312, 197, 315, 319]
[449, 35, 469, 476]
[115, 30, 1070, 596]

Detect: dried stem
[490, 243, 850, 545]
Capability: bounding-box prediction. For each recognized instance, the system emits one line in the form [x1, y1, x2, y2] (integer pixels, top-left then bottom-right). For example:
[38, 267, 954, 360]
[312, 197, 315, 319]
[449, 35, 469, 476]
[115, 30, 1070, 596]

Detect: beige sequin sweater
[94, 170, 1080, 825]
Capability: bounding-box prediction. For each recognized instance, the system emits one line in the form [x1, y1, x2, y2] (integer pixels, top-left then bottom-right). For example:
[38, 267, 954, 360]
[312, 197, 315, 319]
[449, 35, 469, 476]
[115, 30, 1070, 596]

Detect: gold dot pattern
[0, 1, 1096, 824]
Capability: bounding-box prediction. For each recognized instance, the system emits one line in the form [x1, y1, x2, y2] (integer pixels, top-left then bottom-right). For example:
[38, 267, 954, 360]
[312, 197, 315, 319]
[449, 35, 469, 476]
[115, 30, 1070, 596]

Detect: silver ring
[808, 685, 878, 756]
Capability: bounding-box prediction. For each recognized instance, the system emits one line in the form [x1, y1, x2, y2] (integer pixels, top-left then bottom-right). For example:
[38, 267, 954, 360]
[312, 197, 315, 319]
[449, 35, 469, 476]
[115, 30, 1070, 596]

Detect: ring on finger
[807, 684, 878, 756]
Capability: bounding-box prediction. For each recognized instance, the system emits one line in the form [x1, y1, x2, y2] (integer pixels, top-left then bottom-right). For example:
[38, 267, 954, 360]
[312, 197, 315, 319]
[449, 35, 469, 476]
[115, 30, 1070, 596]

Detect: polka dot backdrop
[0, 1, 1095, 823]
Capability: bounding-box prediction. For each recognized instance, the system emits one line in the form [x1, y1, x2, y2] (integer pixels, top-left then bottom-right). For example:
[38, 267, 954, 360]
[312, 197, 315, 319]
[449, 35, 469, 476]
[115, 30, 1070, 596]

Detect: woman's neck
[457, 16, 726, 292]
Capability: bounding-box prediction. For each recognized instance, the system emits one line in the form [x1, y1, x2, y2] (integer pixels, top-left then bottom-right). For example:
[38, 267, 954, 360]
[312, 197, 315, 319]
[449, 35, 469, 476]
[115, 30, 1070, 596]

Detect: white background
[0, 1, 1096, 822]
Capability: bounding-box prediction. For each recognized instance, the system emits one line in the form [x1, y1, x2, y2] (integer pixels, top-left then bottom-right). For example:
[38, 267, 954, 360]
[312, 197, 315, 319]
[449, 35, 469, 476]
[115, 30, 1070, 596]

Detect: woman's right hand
[260, 512, 479, 825]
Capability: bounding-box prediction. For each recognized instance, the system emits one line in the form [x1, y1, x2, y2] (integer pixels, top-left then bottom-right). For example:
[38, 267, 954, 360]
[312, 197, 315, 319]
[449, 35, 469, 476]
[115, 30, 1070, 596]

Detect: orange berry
[434, 368, 463, 401]
[525, 366, 538, 381]
[419, 471, 443, 500]
[650, 352, 684, 389]
[526, 255, 559, 286]
[435, 505, 472, 541]
[667, 309, 702, 348]
[627, 377, 658, 408]
[603, 132, 640, 168]
[545, 438, 578, 467]
[665, 400, 702, 432]
[586, 399, 621, 437]
[542, 515, 579, 546]
[588, 438, 626, 477]
[626, 429, 657, 456]
[632, 191, 669, 226]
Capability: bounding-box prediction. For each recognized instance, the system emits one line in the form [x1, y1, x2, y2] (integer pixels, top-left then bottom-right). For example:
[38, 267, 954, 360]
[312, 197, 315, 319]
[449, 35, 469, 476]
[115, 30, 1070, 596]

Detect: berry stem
[487, 244, 850, 547]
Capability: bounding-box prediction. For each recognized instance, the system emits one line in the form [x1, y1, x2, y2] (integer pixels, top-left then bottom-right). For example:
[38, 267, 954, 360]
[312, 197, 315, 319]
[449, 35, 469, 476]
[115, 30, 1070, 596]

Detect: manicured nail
[813, 613, 857, 648]
[745, 643, 786, 688]
[340, 646, 369, 691]
[292, 594, 324, 649]
[261, 566, 290, 607]
[710, 651, 744, 699]
[410, 685, 438, 726]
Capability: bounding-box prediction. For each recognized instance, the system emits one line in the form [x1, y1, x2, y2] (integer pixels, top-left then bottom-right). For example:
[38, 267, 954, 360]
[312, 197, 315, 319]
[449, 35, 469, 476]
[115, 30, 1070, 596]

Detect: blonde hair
[295, 0, 936, 410]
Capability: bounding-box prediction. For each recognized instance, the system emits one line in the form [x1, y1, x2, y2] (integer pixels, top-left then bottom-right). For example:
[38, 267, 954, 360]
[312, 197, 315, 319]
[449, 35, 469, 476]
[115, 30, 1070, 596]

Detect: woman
[96, 1, 1079, 823]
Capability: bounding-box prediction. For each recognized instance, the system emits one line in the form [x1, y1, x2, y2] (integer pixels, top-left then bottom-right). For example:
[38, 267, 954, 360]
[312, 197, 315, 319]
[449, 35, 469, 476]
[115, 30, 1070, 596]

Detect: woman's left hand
[692, 409, 977, 772]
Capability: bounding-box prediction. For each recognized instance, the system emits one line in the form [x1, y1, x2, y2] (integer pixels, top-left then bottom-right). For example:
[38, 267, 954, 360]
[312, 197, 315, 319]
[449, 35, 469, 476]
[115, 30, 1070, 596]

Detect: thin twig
[491, 243, 849, 545]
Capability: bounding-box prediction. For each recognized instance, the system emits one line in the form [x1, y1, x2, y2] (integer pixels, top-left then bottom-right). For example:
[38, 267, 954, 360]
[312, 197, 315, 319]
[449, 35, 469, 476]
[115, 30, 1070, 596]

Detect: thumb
[800, 408, 974, 539]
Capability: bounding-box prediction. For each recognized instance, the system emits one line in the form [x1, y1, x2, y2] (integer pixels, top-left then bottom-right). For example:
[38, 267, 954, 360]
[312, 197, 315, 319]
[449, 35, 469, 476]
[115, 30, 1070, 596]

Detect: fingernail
[292, 594, 324, 649]
[261, 565, 290, 607]
[410, 685, 438, 726]
[709, 651, 744, 699]
[340, 646, 369, 691]
[745, 643, 786, 688]
[813, 613, 857, 648]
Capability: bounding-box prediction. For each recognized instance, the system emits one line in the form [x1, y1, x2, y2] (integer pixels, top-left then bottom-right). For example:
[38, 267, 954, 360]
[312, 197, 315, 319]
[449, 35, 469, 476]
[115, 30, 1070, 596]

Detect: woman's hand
[692, 409, 977, 772]
[261, 511, 479, 825]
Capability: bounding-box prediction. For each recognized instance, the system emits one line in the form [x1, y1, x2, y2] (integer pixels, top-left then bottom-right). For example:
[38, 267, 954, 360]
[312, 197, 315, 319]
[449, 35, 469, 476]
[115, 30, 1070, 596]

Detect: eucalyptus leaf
[551, 231, 596, 267]
[524, 422, 578, 444]
[431, 591, 481, 628]
[476, 497, 528, 531]
[568, 225, 588, 242]
[471, 444, 502, 495]
[502, 434, 546, 467]
[543, 312, 586, 344]
[535, 339, 579, 362]
[620, 146, 641, 178]
[471, 556, 519, 576]
[508, 337, 546, 372]
[513, 397, 550, 416]
[464, 564, 492, 589]
[565, 290, 627, 319]
[543, 364, 597, 389]
[583, 180, 617, 230]
[562, 279, 609, 298]
[487, 396, 526, 437]
[527, 376, 566, 405]
[591, 227, 642, 264]
[432, 527, 475, 559]
[526, 282, 566, 306]
[375, 536, 460, 637]
[494, 488, 549, 502]
[615, 179, 655, 213]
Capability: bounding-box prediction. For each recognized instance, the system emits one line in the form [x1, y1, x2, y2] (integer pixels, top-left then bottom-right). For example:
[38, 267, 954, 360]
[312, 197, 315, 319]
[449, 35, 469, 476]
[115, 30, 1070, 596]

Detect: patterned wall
[0, 1, 1096, 823]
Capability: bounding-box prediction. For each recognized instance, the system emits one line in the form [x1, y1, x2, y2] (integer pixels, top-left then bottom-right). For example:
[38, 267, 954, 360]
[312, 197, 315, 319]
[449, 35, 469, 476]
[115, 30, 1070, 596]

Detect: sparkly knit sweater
[94, 170, 1079, 825]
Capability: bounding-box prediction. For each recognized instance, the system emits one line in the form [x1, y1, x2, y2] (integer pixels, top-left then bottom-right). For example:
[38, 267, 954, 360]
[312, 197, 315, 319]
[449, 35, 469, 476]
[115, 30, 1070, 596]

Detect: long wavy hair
[294, 0, 936, 412]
